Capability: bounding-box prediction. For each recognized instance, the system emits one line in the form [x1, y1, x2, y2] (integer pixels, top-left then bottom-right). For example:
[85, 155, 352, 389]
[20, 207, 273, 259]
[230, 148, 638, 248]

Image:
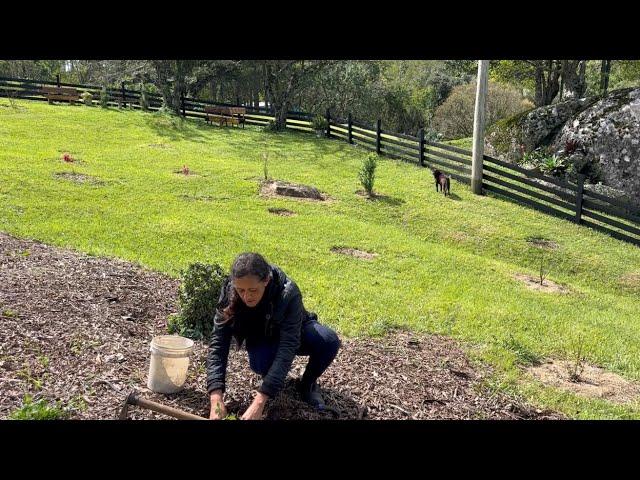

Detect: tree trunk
[561, 60, 587, 99]
[533, 60, 561, 107]
[600, 60, 612, 95]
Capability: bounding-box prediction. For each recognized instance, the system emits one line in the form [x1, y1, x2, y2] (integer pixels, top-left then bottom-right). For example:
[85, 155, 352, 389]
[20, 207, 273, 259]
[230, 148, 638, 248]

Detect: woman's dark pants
[246, 318, 341, 387]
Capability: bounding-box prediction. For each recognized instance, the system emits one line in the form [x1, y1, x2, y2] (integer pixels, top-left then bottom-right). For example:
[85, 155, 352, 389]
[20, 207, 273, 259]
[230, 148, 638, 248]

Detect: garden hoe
[118, 390, 207, 420]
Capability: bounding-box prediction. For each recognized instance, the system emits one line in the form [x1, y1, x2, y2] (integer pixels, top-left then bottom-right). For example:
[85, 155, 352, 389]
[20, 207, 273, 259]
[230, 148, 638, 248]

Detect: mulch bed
[0, 232, 563, 420]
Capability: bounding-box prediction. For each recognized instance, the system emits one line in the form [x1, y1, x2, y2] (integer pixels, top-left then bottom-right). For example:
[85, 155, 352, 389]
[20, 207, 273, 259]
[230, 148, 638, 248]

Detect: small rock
[105, 353, 126, 363]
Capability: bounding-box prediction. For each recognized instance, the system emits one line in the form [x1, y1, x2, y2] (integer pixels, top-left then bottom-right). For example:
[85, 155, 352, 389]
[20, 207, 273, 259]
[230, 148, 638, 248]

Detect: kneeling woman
[206, 253, 341, 420]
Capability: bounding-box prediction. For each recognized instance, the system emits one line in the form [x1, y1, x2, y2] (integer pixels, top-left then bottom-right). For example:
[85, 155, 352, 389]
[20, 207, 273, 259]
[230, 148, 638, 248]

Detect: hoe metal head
[118, 390, 139, 420]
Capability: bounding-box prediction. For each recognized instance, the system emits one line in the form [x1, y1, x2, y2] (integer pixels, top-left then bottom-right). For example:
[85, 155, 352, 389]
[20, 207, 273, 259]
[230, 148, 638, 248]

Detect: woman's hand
[241, 392, 269, 420]
[209, 390, 227, 420]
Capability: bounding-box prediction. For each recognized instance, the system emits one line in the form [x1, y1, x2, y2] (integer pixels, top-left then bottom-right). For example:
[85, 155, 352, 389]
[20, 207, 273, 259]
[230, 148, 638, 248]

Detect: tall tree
[150, 60, 197, 113]
[561, 60, 588, 99]
[262, 60, 333, 129]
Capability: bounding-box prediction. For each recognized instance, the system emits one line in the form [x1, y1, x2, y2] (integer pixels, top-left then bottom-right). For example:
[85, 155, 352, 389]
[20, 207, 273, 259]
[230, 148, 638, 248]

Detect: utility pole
[471, 60, 489, 195]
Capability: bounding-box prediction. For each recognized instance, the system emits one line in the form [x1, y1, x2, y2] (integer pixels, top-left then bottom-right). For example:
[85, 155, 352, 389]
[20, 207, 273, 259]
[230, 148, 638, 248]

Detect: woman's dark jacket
[205, 264, 314, 398]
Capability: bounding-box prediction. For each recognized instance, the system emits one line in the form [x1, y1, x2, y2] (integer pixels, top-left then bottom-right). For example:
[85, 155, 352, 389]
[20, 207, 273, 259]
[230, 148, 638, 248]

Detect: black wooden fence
[1, 75, 639, 247]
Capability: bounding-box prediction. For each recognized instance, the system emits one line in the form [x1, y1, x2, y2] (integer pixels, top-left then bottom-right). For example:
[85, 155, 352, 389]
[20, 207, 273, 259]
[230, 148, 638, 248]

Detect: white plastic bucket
[147, 335, 194, 394]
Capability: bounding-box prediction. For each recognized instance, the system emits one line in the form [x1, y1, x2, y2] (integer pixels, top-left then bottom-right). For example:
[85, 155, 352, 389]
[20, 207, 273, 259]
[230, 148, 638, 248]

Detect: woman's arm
[205, 279, 233, 394]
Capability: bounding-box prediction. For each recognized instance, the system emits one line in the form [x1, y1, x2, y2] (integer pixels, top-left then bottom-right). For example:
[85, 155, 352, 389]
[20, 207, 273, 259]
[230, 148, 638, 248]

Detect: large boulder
[551, 88, 640, 207]
[485, 97, 595, 162]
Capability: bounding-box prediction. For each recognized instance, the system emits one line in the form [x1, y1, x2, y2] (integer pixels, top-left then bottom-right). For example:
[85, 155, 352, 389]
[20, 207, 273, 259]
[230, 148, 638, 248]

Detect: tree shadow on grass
[356, 191, 405, 207]
[144, 114, 209, 143]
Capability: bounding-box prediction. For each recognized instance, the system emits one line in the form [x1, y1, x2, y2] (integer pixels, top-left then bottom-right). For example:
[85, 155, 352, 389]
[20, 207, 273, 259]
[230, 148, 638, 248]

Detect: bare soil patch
[54, 172, 104, 185]
[331, 246, 378, 261]
[0, 232, 561, 420]
[527, 360, 640, 404]
[514, 273, 570, 294]
[260, 180, 328, 202]
[526, 237, 559, 250]
[619, 272, 640, 291]
[268, 208, 296, 217]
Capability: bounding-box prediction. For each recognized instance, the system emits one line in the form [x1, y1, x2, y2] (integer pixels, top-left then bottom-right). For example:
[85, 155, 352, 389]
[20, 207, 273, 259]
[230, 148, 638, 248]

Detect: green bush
[432, 81, 532, 140]
[167, 262, 227, 341]
[521, 149, 568, 177]
[100, 86, 109, 108]
[359, 153, 377, 196]
[80, 91, 93, 106]
[311, 114, 328, 132]
[9, 394, 68, 420]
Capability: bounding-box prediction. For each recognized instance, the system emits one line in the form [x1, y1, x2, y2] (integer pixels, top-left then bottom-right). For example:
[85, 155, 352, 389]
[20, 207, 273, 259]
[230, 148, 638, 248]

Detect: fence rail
[2, 75, 639, 247]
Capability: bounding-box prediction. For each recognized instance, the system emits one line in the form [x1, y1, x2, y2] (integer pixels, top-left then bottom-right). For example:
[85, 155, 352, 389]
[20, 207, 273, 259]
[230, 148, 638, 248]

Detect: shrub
[9, 394, 68, 420]
[311, 114, 328, 132]
[100, 86, 109, 108]
[167, 262, 227, 341]
[521, 149, 568, 177]
[359, 153, 377, 196]
[432, 81, 531, 140]
[538, 155, 567, 176]
[80, 91, 93, 106]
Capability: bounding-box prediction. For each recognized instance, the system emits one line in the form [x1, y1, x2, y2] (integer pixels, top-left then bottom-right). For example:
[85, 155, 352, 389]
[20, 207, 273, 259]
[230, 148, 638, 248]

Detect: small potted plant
[311, 114, 328, 138]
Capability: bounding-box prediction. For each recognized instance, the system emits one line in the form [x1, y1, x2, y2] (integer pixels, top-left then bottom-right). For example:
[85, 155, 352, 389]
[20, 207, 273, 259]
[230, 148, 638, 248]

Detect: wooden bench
[41, 86, 80, 105]
[204, 106, 245, 128]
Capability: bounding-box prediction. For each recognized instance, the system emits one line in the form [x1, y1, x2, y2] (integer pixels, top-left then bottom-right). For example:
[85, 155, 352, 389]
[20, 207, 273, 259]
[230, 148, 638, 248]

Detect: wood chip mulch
[0, 232, 563, 420]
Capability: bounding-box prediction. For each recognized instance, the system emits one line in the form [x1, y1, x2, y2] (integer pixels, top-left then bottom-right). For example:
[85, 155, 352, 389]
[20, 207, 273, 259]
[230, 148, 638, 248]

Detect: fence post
[325, 109, 331, 138]
[575, 174, 585, 224]
[181, 91, 186, 117]
[121, 81, 126, 107]
[347, 113, 353, 144]
[376, 119, 381, 155]
[56, 74, 60, 88]
[418, 128, 425, 166]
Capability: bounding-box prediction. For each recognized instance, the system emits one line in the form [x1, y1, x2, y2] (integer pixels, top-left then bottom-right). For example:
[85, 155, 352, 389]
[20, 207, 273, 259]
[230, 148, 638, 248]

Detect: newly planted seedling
[566, 334, 588, 383]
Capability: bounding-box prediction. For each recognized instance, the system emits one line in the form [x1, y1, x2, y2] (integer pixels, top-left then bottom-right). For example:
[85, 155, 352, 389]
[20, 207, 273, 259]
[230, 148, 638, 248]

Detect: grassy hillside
[2, 99, 640, 418]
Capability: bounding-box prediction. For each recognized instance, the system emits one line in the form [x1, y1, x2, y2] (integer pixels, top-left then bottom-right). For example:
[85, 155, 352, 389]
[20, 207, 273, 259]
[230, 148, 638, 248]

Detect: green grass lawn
[2, 100, 640, 419]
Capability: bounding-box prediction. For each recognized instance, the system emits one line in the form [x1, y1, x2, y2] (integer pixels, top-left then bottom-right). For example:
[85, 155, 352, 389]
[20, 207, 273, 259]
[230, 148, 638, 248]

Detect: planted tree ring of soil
[268, 207, 296, 217]
[331, 246, 378, 260]
[260, 180, 327, 201]
[54, 172, 103, 185]
[619, 272, 640, 292]
[527, 360, 640, 404]
[526, 237, 559, 250]
[513, 273, 570, 294]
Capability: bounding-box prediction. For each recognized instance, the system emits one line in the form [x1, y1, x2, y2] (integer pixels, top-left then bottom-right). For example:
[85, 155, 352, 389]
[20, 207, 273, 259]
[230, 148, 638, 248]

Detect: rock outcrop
[485, 88, 640, 207]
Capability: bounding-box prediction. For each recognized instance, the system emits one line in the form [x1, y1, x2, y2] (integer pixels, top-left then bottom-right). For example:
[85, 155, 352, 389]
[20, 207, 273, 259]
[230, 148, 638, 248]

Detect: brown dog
[433, 169, 450, 196]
